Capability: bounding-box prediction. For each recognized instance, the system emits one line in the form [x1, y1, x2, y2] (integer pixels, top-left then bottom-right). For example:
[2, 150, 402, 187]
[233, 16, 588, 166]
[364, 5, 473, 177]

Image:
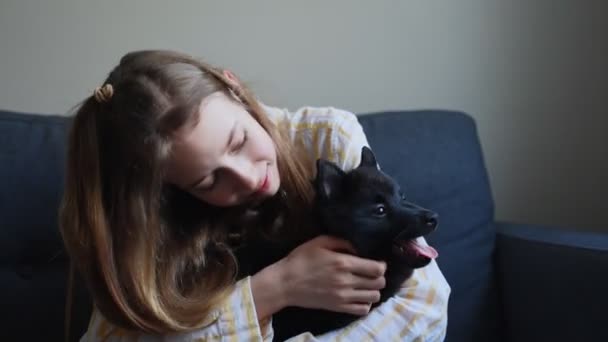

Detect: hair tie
[93, 84, 114, 103]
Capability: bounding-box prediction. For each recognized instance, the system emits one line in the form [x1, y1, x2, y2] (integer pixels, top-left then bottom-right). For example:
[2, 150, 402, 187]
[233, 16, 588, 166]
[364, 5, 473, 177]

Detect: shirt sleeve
[81, 277, 271, 342]
[260, 103, 371, 174]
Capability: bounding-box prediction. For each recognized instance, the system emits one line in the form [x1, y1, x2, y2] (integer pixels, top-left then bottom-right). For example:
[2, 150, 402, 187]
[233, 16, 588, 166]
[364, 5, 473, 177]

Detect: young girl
[60, 50, 450, 341]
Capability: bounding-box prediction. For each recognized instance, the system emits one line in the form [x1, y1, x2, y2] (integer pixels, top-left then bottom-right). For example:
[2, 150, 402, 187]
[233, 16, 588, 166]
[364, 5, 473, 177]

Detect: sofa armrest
[495, 221, 608, 342]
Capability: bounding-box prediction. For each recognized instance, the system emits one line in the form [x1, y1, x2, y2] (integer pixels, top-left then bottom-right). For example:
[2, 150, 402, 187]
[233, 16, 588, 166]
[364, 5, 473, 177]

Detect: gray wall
[1, 0, 606, 231]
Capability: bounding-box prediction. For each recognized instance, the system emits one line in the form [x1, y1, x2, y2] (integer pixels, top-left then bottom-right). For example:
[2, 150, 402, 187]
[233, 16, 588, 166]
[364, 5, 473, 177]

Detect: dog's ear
[315, 159, 346, 200]
[360, 146, 378, 168]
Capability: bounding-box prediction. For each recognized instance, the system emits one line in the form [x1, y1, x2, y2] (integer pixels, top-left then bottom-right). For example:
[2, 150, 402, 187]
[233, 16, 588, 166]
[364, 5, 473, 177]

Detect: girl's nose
[226, 156, 258, 193]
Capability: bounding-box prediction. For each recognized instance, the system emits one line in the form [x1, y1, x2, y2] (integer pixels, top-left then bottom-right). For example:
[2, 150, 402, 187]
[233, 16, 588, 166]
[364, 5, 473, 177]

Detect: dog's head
[313, 146, 438, 268]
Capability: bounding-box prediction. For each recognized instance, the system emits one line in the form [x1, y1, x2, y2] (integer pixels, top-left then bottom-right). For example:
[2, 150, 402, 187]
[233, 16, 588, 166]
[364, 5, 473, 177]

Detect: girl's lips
[256, 168, 269, 193]
[247, 168, 270, 205]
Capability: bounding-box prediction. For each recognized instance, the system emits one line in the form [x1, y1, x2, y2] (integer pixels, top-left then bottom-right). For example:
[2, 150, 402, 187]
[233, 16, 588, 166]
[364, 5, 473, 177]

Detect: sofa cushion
[0, 111, 67, 264]
[358, 110, 501, 342]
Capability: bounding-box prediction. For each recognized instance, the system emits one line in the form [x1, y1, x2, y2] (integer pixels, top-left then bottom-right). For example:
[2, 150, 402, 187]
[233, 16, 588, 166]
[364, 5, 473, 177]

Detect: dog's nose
[424, 212, 438, 228]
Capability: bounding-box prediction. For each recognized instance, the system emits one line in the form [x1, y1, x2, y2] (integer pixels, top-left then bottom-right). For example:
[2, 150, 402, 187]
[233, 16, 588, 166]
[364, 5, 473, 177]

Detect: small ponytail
[60, 98, 136, 328]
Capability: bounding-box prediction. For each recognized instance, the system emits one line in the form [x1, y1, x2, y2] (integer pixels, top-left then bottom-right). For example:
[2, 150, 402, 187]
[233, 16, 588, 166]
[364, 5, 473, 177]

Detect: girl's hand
[251, 235, 386, 320]
[277, 235, 386, 315]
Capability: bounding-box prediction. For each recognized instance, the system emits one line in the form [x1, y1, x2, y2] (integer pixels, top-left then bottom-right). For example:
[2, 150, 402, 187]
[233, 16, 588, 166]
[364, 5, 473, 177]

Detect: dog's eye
[373, 205, 386, 216]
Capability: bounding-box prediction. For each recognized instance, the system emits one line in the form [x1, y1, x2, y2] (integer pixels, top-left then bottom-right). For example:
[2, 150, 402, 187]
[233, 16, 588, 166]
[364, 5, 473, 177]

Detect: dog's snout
[424, 212, 438, 228]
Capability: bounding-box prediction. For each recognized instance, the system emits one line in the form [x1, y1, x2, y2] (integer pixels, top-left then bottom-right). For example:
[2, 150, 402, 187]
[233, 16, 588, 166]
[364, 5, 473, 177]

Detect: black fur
[269, 147, 439, 340]
[234, 147, 439, 340]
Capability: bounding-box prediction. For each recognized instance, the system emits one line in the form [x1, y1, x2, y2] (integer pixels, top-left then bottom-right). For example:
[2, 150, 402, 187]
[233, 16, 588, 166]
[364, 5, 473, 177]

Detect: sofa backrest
[0, 110, 91, 341]
[358, 111, 501, 342]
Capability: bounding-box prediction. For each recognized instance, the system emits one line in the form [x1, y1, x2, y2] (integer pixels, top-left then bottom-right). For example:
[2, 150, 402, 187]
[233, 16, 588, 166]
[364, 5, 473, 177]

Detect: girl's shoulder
[261, 103, 368, 172]
[260, 103, 359, 130]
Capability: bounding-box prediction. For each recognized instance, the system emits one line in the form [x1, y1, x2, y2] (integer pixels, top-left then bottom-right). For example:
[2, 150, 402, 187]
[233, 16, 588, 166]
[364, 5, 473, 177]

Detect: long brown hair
[59, 50, 314, 333]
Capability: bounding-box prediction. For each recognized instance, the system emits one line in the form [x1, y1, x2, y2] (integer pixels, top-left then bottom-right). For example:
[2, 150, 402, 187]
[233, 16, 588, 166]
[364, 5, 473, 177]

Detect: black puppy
[271, 146, 439, 340]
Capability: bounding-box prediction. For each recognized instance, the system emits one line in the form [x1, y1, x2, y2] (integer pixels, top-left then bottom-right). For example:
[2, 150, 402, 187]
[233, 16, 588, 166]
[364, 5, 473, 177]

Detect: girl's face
[166, 91, 280, 207]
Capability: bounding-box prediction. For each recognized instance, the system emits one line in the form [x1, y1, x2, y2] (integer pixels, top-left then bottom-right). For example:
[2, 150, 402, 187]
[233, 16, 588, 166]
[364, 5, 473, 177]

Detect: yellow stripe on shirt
[413, 311, 447, 342]
[291, 122, 353, 142]
[399, 287, 437, 339]
[222, 301, 237, 342]
[241, 280, 262, 341]
[361, 288, 419, 341]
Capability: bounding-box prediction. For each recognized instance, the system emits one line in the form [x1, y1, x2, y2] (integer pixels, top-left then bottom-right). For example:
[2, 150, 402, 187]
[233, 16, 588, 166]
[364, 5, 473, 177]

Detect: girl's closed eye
[197, 130, 247, 193]
[231, 129, 248, 153]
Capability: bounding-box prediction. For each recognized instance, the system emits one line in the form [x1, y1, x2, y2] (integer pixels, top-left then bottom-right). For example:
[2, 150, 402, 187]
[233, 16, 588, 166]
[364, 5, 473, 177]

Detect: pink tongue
[409, 240, 438, 259]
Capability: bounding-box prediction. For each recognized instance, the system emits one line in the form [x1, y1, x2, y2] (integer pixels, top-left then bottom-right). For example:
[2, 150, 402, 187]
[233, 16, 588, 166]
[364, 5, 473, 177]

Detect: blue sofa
[1, 108, 607, 341]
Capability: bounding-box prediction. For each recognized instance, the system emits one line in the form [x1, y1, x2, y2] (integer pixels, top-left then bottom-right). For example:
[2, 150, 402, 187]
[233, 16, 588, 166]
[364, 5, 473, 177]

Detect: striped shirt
[81, 105, 451, 342]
